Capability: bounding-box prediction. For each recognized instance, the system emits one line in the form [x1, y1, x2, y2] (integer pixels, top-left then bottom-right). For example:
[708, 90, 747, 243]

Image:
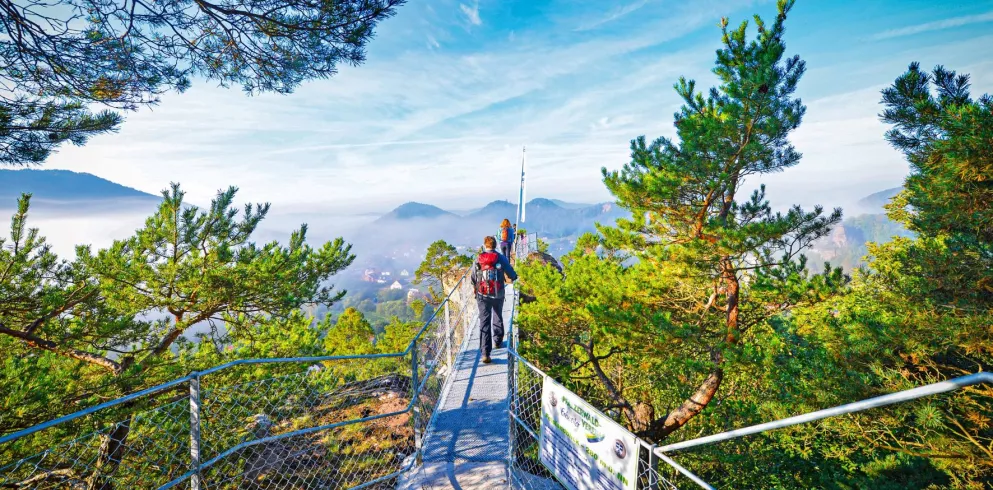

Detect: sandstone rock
[525, 251, 563, 275]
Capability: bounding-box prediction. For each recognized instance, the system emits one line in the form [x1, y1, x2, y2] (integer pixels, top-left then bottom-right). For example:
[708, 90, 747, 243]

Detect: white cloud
[871, 11, 993, 40]
[459, 2, 481, 26]
[575, 0, 651, 32]
[37, 1, 993, 227]
[427, 35, 441, 49]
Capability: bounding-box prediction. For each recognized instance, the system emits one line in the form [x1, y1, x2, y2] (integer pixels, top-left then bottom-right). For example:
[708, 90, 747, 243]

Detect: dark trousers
[477, 296, 505, 357]
[499, 242, 512, 258]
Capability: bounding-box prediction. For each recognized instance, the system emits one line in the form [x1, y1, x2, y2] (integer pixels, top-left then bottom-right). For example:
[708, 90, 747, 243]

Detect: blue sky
[45, 0, 993, 215]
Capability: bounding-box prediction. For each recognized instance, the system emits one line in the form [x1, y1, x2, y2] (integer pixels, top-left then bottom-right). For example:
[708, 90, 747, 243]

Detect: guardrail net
[0, 272, 477, 490]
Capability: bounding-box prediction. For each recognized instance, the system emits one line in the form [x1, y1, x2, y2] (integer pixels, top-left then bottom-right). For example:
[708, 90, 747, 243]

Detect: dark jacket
[470, 248, 518, 299]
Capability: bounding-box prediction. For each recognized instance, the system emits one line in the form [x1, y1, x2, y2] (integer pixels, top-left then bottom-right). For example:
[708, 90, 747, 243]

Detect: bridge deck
[402, 286, 514, 489]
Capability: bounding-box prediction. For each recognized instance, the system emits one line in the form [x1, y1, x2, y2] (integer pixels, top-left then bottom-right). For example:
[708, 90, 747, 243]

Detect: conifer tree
[0, 185, 354, 487]
[879, 62, 993, 306]
[414, 240, 472, 305]
[0, 0, 405, 164]
[599, 0, 841, 440]
[325, 307, 376, 356]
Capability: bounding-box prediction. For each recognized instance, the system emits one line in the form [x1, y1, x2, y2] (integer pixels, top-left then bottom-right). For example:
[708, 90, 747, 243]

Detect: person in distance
[470, 236, 518, 364]
[497, 218, 514, 258]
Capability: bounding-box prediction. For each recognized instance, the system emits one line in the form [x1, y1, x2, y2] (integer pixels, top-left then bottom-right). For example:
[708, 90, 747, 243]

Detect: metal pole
[506, 288, 521, 471]
[658, 372, 993, 453]
[515, 146, 525, 231]
[410, 339, 422, 464]
[654, 452, 715, 490]
[189, 374, 202, 490]
[648, 444, 659, 490]
[444, 301, 452, 370]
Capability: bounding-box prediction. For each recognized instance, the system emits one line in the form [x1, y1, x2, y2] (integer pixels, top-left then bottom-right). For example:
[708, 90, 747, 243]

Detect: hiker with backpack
[471, 236, 518, 364]
[498, 218, 514, 258]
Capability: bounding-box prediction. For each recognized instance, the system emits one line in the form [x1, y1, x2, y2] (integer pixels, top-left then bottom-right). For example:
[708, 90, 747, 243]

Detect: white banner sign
[539, 376, 640, 490]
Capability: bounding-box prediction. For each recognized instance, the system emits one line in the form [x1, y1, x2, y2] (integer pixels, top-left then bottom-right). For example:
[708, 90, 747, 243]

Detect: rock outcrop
[524, 251, 563, 275]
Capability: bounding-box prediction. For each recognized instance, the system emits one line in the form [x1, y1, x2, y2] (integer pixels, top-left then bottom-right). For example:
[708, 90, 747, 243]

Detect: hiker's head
[484, 236, 497, 249]
[501, 218, 511, 228]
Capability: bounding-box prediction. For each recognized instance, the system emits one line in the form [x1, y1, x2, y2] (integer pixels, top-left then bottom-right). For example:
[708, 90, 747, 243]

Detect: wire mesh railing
[505, 319, 680, 490]
[504, 245, 993, 489]
[0, 268, 478, 490]
[6, 235, 992, 490]
[514, 233, 538, 260]
[505, 287, 993, 489]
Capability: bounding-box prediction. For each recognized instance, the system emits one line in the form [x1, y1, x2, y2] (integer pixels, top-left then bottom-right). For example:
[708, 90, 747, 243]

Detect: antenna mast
[515, 146, 526, 230]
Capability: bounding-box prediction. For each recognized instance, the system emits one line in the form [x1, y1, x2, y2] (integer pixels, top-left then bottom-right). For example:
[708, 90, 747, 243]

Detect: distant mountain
[807, 188, 913, 271]
[350, 197, 629, 261]
[375, 202, 456, 222]
[469, 200, 517, 222]
[451, 199, 590, 216]
[549, 199, 593, 209]
[856, 187, 901, 214]
[0, 169, 158, 203]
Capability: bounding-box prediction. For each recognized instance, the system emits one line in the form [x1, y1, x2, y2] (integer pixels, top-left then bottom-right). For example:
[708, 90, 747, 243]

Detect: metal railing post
[648, 444, 659, 490]
[189, 373, 202, 490]
[444, 301, 452, 369]
[506, 289, 520, 475]
[410, 339, 422, 464]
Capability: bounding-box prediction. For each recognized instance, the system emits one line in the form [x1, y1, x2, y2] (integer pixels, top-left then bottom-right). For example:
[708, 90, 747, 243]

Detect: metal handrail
[504, 245, 992, 489]
[0, 268, 472, 448]
[656, 372, 993, 454]
[404, 267, 470, 356]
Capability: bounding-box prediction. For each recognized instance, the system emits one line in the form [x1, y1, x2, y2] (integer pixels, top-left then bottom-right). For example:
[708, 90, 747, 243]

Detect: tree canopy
[414, 240, 472, 305]
[514, 3, 991, 488]
[596, 0, 841, 440]
[0, 0, 405, 164]
[0, 185, 354, 432]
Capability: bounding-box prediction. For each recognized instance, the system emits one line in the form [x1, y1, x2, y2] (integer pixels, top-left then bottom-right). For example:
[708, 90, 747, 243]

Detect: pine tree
[0, 0, 405, 164]
[0, 185, 354, 487]
[879, 62, 993, 306]
[325, 308, 377, 356]
[414, 240, 472, 305]
[599, 0, 841, 440]
[803, 62, 993, 482]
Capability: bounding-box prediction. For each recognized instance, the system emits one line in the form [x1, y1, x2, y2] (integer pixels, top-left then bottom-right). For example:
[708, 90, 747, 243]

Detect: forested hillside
[513, 3, 992, 488]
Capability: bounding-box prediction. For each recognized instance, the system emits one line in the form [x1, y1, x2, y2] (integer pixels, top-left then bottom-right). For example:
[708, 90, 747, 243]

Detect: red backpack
[500, 227, 510, 242]
[474, 251, 504, 298]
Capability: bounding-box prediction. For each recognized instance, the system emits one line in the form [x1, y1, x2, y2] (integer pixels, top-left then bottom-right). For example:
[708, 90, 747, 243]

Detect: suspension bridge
[1, 233, 991, 490]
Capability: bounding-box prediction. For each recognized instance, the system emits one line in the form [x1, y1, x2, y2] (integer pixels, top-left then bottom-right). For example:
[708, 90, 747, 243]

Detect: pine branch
[0, 322, 123, 374]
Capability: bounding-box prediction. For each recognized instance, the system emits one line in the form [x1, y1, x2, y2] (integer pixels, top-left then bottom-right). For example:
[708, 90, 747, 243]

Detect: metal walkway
[403, 286, 515, 489]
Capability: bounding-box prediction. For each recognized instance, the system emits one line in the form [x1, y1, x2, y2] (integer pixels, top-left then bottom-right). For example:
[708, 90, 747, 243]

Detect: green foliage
[0, 184, 354, 430]
[377, 288, 406, 302]
[377, 317, 420, 355]
[777, 62, 993, 485]
[881, 62, 993, 304]
[514, 4, 993, 488]
[589, 0, 842, 441]
[325, 308, 376, 356]
[0, 101, 121, 165]
[414, 240, 471, 305]
[518, 59, 993, 487]
[536, 237, 550, 254]
[0, 0, 405, 164]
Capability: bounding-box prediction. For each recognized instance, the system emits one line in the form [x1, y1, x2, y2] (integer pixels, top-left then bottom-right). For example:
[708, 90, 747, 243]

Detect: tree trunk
[85, 420, 132, 490]
[641, 350, 724, 441]
[639, 260, 738, 442]
[723, 259, 740, 343]
[631, 402, 656, 434]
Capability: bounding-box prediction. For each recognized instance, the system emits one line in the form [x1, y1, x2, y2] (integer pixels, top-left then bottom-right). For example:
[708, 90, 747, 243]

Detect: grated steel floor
[412, 286, 514, 488]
